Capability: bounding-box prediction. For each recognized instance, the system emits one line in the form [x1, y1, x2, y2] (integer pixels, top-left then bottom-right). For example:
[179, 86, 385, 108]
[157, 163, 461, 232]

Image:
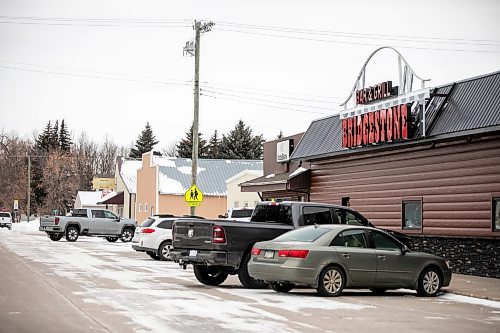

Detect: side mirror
[401, 245, 410, 254]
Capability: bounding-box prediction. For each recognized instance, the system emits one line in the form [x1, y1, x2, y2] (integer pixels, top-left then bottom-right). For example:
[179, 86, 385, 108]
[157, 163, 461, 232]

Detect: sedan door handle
[341, 253, 350, 258]
[378, 255, 386, 260]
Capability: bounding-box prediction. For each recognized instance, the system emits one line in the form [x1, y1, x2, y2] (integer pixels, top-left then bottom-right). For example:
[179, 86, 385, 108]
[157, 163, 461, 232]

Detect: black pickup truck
[171, 201, 409, 288]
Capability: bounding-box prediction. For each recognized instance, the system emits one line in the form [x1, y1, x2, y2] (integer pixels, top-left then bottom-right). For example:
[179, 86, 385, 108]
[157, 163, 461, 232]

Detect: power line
[218, 21, 500, 46]
[0, 64, 191, 86]
[200, 88, 339, 111]
[216, 28, 500, 54]
[201, 92, 333, 115]
[201, 85, 342, 104]
[201, 81, 343, 101]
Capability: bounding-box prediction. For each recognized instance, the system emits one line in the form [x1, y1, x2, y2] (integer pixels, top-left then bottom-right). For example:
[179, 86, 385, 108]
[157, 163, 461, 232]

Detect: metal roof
[155, 157, 263, 196]
[291, 70, 500, 161]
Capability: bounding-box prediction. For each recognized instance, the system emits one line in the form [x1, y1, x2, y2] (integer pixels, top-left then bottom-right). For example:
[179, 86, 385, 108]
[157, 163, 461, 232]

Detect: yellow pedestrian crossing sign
[185, 185, 203, 207]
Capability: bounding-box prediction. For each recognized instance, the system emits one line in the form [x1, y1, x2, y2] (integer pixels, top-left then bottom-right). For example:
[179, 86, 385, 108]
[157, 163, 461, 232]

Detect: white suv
[0, 212, 13, 230]
[132, 216, 175, 260]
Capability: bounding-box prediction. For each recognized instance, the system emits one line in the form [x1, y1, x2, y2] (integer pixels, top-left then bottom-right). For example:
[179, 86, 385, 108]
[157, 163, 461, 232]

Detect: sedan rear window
[274, 227, 330, 242]
[0, 212, 10, 218]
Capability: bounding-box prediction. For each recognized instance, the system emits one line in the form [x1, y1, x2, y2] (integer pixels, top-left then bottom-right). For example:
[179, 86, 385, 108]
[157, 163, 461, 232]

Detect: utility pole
[184, 20, 214, 216]
[27, 154, 31, 223]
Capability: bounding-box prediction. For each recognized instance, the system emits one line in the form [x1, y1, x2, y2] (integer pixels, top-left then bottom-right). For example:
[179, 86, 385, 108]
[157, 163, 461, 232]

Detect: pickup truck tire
[120, 228, 134, 242]
[158, 241, 173, 261]
[238, 252, 269, 289]
[270, 282, 295, 293]
[65, 226, 79, 242]
[147, 251, 161, 260]
[48, 233, 63, 241]
[193, 265, 229, 286]
[105, 237, 119, 242]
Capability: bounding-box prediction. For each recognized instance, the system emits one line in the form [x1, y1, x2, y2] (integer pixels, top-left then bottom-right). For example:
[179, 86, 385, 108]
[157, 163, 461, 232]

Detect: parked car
[248, 224, 452, 297]
[218, 207, 255, 222]
[0, 212, 12, 230]
[39, 208, 136, 242]
[132, 215, 176, 260]
[171, 201, 410, 289]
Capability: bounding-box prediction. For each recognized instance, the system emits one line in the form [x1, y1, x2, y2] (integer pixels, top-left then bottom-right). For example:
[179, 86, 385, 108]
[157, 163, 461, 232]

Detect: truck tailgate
[40, 217, 56, 227]
[173, 219, 217, 249]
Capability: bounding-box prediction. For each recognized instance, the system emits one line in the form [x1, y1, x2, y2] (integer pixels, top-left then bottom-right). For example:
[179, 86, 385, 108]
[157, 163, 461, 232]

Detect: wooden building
[290, 71, 500, 277]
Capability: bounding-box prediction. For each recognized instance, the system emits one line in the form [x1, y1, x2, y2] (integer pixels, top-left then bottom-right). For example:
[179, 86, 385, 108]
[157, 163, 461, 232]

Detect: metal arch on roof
[339, 46, 431, 109]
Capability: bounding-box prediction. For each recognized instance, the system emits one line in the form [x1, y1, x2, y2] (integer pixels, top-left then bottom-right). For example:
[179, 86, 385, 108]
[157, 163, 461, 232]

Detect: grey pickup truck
[40, 208, 136, 242]
[171, 201, 409, 289]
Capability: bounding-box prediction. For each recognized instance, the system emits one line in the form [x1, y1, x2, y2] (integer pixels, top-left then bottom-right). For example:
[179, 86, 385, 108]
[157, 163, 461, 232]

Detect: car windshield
[140, 218, 156, 227]
[0, 212, 10, 217]
[232, 209, 253, 218]
[274, 227, 331, 242]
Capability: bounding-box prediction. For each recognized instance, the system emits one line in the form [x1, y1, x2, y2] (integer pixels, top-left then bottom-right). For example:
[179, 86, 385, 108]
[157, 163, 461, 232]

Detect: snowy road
[1, 222, 499, 333]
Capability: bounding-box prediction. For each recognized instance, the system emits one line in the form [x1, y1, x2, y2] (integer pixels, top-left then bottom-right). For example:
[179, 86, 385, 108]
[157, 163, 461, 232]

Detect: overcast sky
[1, 0, 499, 150]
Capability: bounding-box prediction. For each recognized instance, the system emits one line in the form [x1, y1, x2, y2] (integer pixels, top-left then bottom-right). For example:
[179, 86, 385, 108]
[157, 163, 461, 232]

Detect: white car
[218, 207, 255, 222]
[0, 212, 13, 230]
[131, 215, 179, 260]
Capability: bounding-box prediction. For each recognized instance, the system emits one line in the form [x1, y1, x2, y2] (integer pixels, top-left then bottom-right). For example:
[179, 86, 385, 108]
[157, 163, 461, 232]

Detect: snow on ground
[2, 225, 500, 332]
[0, 226, 375, 333]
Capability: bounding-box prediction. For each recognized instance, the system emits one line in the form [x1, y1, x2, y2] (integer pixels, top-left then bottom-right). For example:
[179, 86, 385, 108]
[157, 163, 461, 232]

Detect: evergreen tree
[219, 120, 264, 159]
[176, 124, 208, 158]
[59, 119, 72, 152]
[129, 122, 159, 158]
[206, 130, 221, 158]
[35, 121, 52, 152]
[50, 120, 59, 150]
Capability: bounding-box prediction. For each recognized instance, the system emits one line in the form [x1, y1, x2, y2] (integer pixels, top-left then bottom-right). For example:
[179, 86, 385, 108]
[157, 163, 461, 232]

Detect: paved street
[1, 226, 499, 333]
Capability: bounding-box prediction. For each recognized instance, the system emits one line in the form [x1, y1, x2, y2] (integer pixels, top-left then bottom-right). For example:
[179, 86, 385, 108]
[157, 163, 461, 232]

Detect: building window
[402, 200, 422, 230]
[138, 204, 142, 213]
[234, 201, 239, 208]
[145, 203, 148, 213]
[493, 198, 500, 231]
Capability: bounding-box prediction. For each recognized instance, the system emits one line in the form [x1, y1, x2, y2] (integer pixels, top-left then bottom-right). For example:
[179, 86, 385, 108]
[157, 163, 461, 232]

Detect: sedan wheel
[158, 242, 173, 261]
[316, 266, 345, 297]
[270, 282, 295, 293]
[120, 229, 133, 242]
[417, 267, 442, 297]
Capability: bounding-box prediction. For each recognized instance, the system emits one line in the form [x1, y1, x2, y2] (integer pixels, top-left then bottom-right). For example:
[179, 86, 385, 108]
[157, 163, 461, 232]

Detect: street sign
[185, 185, 203, 206]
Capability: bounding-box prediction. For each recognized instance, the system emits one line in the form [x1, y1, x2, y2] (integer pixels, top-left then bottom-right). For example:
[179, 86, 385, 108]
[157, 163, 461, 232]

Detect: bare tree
[97, 136, 119, 176]
[161, 140, 178, 157]
[73, 133, 98, 191]
[0, 130, 32, 216]
[40, 151, 79, 215]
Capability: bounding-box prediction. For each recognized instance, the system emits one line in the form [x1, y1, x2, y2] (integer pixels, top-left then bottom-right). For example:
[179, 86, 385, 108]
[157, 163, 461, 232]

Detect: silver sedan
[248, 225, 452, 297]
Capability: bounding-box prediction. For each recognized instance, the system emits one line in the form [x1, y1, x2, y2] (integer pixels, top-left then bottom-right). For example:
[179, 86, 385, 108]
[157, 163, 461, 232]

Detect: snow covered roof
[76, 191, 105, 206]
[155, 157, 263, 196]
[119, 159, 142, 194]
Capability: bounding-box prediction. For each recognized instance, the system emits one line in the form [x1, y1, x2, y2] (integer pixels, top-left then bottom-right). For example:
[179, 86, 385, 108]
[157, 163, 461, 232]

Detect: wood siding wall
[310, 136, 500, 238]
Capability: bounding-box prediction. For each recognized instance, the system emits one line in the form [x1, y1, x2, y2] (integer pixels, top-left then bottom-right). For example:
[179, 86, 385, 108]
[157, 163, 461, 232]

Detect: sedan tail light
[141, 228, 155, 234]
[278, 249, 309, 259]
[212, 225, 226, 244]
[251, 247, 261, 256]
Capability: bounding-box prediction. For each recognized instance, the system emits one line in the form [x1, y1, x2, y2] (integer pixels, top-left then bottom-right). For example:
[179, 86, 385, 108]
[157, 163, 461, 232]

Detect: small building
[136, 152, 263, 221]
[225, 170, 262, 210]
[74, 191, 106, 209]
[240, 133, 311, 202]
[98, 157, 142, 220]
